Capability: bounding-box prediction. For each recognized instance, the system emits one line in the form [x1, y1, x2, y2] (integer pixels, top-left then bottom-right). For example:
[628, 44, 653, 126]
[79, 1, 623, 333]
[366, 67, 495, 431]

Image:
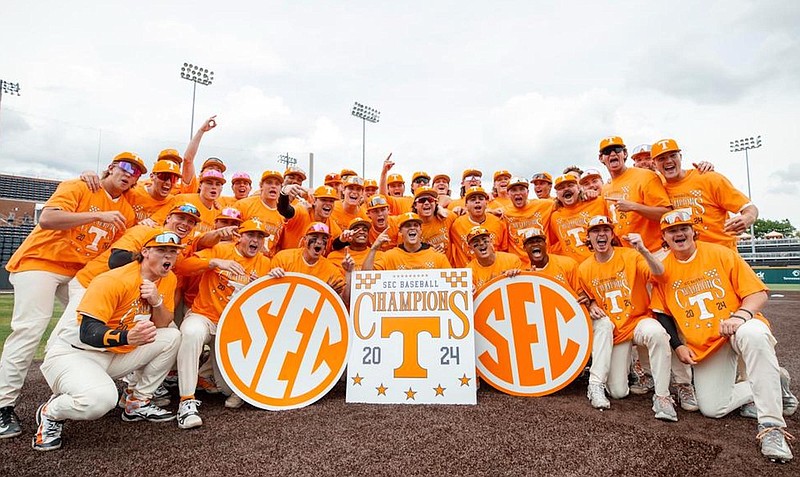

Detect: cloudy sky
[1, 1, 798, 224]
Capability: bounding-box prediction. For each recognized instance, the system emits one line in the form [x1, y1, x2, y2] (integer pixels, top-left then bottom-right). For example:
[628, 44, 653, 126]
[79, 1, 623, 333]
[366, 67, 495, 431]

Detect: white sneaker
[674, 383, 699, 412]
[177, 399, 203, 429]
[780, 367, 798, 416]
[224, 394, 244, 409]
[652, 395, 678, 422]
[121, 399, 175, 422]
[757, 423, 794, 463]
[587, 383, 610, 410]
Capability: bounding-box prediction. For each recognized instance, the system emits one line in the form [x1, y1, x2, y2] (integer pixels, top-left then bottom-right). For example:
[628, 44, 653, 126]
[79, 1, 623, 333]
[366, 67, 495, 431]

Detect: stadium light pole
[351, 102, 380, 177]
[180, 63, 214, 140]
[729, 135, 762, 255]
[0, 79, 21, 137]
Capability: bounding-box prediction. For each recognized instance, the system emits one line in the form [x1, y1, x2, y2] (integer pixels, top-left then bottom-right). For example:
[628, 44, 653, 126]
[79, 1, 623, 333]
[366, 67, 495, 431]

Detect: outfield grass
[0, 294, 63, 360]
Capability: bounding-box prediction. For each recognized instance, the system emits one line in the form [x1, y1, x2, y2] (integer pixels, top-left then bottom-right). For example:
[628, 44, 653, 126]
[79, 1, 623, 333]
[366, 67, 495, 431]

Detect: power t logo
[474, 272, 591, 396]
[215, 273, 349, 410]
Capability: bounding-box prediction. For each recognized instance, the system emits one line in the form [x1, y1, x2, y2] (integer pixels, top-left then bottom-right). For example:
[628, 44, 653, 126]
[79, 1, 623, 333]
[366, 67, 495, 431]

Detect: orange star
[376, 383, 388, 396]
[433, 384, 446, 396]
[351, 373, 364, 386]
[404, 387, 417, 400]
[458, 373, 471, 386]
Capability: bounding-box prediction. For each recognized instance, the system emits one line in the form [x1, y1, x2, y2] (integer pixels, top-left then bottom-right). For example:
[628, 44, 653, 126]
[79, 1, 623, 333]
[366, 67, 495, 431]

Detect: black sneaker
[31, 400, 64, 451]
[0, 406, 22, 439]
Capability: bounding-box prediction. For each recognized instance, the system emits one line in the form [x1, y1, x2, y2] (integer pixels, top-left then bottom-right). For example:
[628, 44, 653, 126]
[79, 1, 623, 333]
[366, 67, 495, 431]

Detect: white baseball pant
[39, 328, 181, 421]
[0, 270, 71, 407]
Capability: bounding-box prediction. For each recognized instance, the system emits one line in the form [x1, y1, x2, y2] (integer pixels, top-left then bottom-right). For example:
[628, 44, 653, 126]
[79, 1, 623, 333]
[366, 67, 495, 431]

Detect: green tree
[752, 218, 796, 238]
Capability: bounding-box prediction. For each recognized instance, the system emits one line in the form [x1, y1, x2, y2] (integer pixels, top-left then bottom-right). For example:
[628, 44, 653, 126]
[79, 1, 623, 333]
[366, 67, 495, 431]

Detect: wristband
[738, 308, 754, 320]
[151, 297, 163, 308]
[729, 314, 747, 324]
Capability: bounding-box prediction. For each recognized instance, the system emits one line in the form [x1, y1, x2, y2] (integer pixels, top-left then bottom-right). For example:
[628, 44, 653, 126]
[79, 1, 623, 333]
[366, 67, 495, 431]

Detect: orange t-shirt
[488, 196, 513, 210]
[180, 242, 272, 322]
[331, 202, 369, 234]
[216, 196, 238, 208]
[421, 214, 456, 261]
[577, 247, 652, 344]
[368, 216, 401, 252]
[270, 248, 344, 285]
[532, 253, 581, 293]
[449, 214, 508, 268]
[502, 199, 553, 266]
[375, 245, 452, 270]
[385, 196, 414, 216]
[124, 186, 176, 224]
[663, 170, 751, 250]
[6, 179, 136, 277]
[602, 167, 671, 253]
[279, 206, 342, 253]
[327, 246, 383, 273]
[446, 197, 466, 211]
[72, 261, 177, 354]
[467, 251, 522, 294]
[548, 197, 608, 263]
[651, 242, 769, 362]
[233, 196, 286, 257]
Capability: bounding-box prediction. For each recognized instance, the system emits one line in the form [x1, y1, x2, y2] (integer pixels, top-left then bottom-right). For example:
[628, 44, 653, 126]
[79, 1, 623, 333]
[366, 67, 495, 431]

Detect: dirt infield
[2, 292, 799, 476]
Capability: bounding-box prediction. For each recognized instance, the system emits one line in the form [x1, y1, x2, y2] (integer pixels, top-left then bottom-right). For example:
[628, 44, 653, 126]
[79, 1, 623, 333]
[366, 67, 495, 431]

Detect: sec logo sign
[474, 272, 591, 396]
[215, 273, 349, 410]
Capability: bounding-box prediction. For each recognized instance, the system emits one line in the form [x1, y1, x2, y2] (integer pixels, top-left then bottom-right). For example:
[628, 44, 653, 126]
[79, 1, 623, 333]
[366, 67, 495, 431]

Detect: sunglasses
[149, 231, 181, 246]
[415, 196, 436, 204]
[368, 197, 388, 207]
[117, 161, 142, 177]
[413, 178, 430, 185]
[601, 146, 625, 156]
[175, 203, 200, 216]
[155, 172, 177, 182]
[464, 175, 481, 182]
[662, 210, 692, 224]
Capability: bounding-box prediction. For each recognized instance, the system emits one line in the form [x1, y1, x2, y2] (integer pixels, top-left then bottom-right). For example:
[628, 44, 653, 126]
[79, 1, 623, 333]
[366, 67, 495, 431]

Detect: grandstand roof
[0, 174, 60, 202]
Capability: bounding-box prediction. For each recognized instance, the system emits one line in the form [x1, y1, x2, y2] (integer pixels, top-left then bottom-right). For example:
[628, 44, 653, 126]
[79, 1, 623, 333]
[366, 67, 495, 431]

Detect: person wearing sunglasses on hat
[363, 213, 451, 271]
[530, 172, 554, 200]
[331, 176, 370, 233]
[173, 219, 274, 427]
[277, 185, 343, 253]
[233, 170, 286, 257]
[576, 215, 679, 423]
[597, 136, 672, 256]
[649, 210, 797, 463]
[0, 153, 141, 439]
[31, 230, 185, 450]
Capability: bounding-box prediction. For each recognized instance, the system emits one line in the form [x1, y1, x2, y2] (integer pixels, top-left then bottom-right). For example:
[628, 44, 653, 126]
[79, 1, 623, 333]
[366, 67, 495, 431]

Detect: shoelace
[676, 385, 695, 401]
[41, 417, 62, 438]
[0, 409, 15, 426]
[756, 426, 796, 444]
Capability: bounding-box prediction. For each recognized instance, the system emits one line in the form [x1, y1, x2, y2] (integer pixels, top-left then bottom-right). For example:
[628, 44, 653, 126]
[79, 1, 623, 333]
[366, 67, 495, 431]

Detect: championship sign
[347, 269, 477, 404]
[215, 273, 349, 410]
[474, 272, 591, 396]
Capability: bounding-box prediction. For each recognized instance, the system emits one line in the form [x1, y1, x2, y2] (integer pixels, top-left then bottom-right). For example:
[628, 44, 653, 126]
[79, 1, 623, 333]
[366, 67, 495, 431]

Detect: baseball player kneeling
[651, 210, 797, 463]
[32, 230, 183, 451]
[577, 216, 678, 422]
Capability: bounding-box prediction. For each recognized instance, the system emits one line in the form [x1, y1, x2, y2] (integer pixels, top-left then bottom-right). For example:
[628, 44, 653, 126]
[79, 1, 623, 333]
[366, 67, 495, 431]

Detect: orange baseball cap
[231, 172, 252, 184]
[363, 179, 378, 189]
[113, 152, 147, 175]
[260, 170, 283, 183]
[397, 212, 423, 228]
[347, 217, 371, 230]
[168, 203, 202, 221]
[462, 169, 482, 180]
[493, 170, 512, 181]
[313, 185, 339, 200]
[464, 186, 489, 201]
[531, 172, 552, 184]
[340, 168, 358, 179]
[599, 136, 626, 152]
[366, 195, 390, 211]
[152, 160, 181, 176]
[239, 218, 268, 235]
[143, 229, 185, 249]
[651, 139, 681, 159]
[587, 215, 615, 232]
[283, 167, 307, 181]
[660, 209, 694, 231]
[199, 169, 226, 184]
[554, 174, 578, 188]
[466, 226, 490, 244]
[324, 172, 342, 185]
[411, 171, 430, 183]
[201, 157, 226, 173]
[157, 148, 183, 165]
[343, 176, 365, 188]
[413, 186, 438, 200]
[305, 222, 330, 236]
[216, 207, 243, 224]
[387, 173, 405, 185]
[432, 173, 451, 184]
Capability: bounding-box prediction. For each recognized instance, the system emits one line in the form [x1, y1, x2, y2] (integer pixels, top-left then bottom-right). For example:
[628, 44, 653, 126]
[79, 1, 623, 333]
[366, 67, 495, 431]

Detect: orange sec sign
[474, 272, 591, 396]
[215, 273, 349, 410]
